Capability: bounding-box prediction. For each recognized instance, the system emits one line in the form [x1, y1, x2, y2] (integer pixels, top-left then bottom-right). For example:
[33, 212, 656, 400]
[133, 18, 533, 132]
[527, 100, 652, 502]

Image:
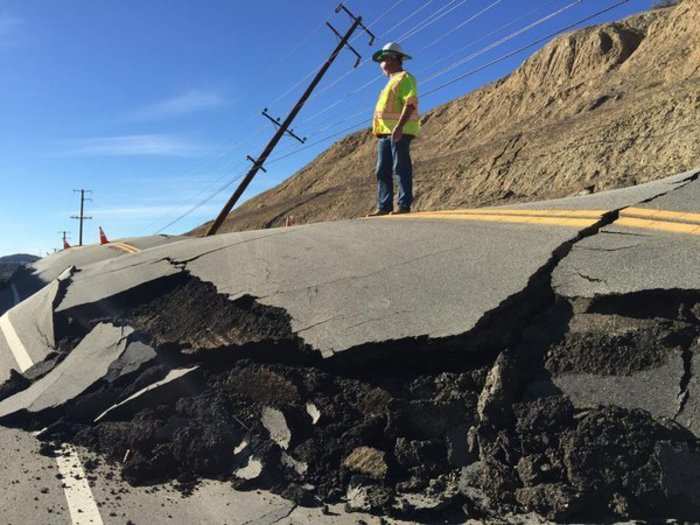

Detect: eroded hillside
[195, 0, 699, 234]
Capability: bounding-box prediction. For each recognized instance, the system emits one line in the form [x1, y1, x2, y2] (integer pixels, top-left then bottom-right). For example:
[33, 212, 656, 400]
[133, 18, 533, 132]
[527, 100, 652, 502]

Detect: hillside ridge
[194, 0, 699, 235]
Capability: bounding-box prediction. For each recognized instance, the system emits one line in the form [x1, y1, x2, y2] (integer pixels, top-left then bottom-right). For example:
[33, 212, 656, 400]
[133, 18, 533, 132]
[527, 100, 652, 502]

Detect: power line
[205, 3, 376, 236]
[424, 0, 629, 96]
[154, 0, 634, 234]
[276, 1, 634, 164]
[296, 0, 507, 125]
[423, 0, 584, 84]
[153, 2, 429, 234]
[268, 0, 428, 111]
[293, 0, 577, 131]
[152, 1, 450, 235]
[379, 0, 436, 40]
[423, 0, 566, 72]
[154, 171, 248, 234]
[395, 0, 470, 43]
[420, 0, 504, 51]
[308, 0, 462, 99]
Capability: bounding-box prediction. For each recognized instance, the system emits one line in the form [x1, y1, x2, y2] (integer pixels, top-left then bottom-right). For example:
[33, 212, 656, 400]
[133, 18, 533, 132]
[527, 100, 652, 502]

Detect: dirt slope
[194, 0, 699, 235]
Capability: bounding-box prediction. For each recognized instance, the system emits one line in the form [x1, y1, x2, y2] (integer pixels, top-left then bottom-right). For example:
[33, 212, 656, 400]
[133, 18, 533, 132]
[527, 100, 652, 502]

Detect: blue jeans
[375, 135, 414, 212]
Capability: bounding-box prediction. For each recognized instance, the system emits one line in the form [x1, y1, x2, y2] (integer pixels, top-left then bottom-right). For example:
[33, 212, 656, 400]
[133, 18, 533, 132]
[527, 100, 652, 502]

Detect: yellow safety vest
[372, 71, 421, 137]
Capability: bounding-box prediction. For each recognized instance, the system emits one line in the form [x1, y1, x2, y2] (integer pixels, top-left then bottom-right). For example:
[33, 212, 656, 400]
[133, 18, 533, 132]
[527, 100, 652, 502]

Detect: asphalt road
[1, 235, 183, 318]
[0, 168, 698, 524]
[1, 424, 405, 525]
[553, 172, 700, 298]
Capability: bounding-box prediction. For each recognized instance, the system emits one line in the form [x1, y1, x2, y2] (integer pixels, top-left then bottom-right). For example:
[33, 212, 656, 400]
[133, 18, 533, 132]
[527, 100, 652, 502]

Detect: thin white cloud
[128, 90, 224, 121]
[65, 134, 204, 157]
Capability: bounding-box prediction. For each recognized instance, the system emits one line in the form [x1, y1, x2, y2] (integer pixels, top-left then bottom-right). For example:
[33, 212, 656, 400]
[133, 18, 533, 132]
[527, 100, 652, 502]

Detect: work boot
[391, 207, 411, 215]
[367, 209, 392, 217]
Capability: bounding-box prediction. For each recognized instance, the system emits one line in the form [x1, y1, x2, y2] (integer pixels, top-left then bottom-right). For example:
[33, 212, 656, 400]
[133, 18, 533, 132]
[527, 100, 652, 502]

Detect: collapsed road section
[1, 170, 699, 522]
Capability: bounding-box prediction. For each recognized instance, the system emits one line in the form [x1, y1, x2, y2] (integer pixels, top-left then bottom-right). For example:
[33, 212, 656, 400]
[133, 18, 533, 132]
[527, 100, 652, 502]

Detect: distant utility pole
[58, 230, 71, 249]
[206, 3, 375, 236]
[70, 189, 93, 246]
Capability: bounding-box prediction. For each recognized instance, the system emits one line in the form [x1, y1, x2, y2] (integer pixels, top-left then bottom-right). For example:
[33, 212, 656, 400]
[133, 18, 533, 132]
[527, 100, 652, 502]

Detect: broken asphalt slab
[95, 366, 199, 422]
[553, 171, 700, 298]
[29, 235, 182, 286]
[0, 323, 160, 424]
[54, 219, 591, 360]
[50, 170, 699, 361]
[0, 271, 69, 384]
[535, 313, 693, 426]
[529, 171, 700, 444]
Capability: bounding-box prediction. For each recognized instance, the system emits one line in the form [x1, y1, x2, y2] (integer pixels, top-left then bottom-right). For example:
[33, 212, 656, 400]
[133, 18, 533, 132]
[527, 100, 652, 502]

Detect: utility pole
[58, 230, 71, 249]
[206, 3, 374, 236]
[70, 189, 93, 246]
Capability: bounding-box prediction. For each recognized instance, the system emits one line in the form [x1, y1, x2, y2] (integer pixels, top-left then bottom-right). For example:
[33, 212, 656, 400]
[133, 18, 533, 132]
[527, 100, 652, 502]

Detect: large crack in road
[2, 174, 700, 522]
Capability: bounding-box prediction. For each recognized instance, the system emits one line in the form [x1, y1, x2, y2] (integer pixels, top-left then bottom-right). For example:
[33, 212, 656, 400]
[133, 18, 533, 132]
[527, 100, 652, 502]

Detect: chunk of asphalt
[280, 452, 308, 477]
[477, 351, 520, 427]
[392, 475, 462, 518]
[305, 402, 321, 425]
[261, 407, 292, 450]
[260, 406, 311, 451]
[540, 314, 698, 431]
[0, 323, 133, 423]
[547, 351, 684, 423]
[94, 366, 200, 422]
[232, 437, 284, 489]
[445, 425, 473, 467]
[676, 344, 699, 435]
[342, 447, 389, 480]
[345, 482, 392, 514]
[103, 340, 157, 382]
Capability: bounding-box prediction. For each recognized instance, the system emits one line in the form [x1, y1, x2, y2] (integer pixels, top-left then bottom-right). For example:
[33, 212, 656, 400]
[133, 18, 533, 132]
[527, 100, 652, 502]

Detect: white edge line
[0, 312, 33, 372]
[3, 289, 104, 525]
[54, 444, 104, 525]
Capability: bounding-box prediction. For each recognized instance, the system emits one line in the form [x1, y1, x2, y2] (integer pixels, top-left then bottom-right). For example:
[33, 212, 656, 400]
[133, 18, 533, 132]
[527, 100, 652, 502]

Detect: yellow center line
[411, 208, 606, 219]
[373, 207, 700, 236]
[108, 242, 140, 254]
[621, 207, 700, 225]
[615, 217, 700, 235]
[380, 212, 599, 229]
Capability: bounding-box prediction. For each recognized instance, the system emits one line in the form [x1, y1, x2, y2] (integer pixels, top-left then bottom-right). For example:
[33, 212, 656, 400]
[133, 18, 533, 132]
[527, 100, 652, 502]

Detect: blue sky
[0, 0, 656, 256]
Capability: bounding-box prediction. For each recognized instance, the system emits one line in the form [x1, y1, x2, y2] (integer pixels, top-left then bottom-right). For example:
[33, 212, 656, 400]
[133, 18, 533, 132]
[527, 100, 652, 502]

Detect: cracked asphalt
[1, 168, 699, 523]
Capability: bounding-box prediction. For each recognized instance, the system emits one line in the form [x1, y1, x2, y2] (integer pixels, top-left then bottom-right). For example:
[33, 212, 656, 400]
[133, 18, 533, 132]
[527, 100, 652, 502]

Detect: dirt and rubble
[2, 267, 700, 523]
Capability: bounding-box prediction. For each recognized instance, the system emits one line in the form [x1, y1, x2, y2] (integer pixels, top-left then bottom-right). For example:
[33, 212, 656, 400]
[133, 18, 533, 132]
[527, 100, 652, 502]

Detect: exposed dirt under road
[3, 268, 699, 523]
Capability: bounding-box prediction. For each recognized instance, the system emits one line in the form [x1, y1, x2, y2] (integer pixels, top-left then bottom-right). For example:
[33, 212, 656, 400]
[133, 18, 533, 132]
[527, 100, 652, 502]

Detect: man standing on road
[368, 42, 421, 216]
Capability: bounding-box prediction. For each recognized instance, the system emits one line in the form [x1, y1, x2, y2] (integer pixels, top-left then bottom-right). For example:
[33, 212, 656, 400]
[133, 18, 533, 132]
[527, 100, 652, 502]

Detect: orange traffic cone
[63, 239, 72, 250]
[99, 226, 110, 245]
